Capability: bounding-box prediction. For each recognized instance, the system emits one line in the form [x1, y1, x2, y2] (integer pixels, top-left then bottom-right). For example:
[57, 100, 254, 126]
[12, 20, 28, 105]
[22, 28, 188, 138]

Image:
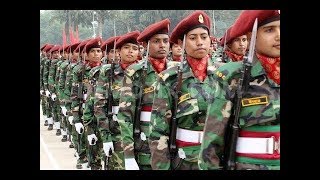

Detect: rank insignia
[241, 96, 268, 107]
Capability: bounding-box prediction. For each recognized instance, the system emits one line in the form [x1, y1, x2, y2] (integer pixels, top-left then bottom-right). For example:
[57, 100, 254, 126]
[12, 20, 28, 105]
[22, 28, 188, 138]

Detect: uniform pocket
[176, 98, 199, 119]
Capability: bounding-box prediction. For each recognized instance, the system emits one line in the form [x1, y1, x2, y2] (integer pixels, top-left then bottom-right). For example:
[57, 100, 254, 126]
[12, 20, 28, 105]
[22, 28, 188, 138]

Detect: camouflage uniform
[43, 57, 53, 128]
[94, 63, 126, 170]
[40, 55, 48, 119]
[198, 55, 280, 170]
[83, 65, 103, 170]
[117, 59, 179, 170]
[149, 58, 220, 170]
[53, 58, 64, 135]
[70, 62, 90, 166]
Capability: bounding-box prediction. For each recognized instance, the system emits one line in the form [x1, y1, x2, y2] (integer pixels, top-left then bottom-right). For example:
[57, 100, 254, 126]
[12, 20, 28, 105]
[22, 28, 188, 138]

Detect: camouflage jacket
[54, 60, 64, 99]
[94, 63, 125, 143]
[48, 59, 59, 93]
[57, 60, 70, 105]
[40, 57, 46, 90]
[149, 57, 221, 170]
[83, 65, 101, 135]
[63, 62, 78, 115]
[71, 63, 92, 123]
[198, 54, 280, 170]
[42, 58, 51, 91]
[117, 59, 178, 159]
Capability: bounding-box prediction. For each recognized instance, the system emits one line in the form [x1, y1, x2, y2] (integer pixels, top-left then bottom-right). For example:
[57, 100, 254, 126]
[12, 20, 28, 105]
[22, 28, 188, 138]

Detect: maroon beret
[40, 44, 48, 51]
[170, 10, 211, 44]
[219, 26, 232, 46]
[102, 36, 121, 52]
[69, 42, 81, 53]
[75, 39, 90, 53]
[43, 44, 54, 53]
[49, 45, 61, 53]
[229, 10, 280, 44]
[59, 45, 69, 52]
[137, 18, 170, 43]
[116, 31, 140, 49]
[84, 37, 102, 54]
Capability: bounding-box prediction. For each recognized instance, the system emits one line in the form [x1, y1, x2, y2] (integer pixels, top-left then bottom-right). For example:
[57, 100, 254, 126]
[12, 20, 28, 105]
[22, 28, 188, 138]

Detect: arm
[149, 81, 172, 170]
[70, 66, 82, 123]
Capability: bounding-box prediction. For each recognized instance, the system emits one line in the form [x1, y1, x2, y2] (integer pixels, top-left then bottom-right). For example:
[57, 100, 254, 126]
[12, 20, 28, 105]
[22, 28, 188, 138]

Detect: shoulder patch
[214, 61, 243, 82]
[158, 66, 178, 82]
[89, 66, 101, 78]
[125, 60, 144, 77]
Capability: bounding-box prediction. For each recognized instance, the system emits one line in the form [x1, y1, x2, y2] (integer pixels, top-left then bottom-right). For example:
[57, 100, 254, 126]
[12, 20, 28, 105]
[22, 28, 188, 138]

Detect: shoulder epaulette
[158, 66, 179, 82]
[125, 60, 144, 77]
[214, 61, 242, 82]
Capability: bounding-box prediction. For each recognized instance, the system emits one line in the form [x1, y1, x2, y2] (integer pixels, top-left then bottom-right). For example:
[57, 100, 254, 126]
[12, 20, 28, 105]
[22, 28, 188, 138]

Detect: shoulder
[158, 65, 179, 83]
[213, 61, 243, 83]
[125, 60, 144, 77]
[167, 61, 181, 69]
[99, 64, 112, 75]
[89, 66, 101, 77]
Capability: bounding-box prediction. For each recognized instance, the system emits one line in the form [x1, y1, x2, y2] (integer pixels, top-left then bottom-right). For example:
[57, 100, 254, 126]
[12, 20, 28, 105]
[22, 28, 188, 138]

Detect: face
[183, 27, 211, 59]
[87, 48, 102, 63]
[256, 20, 280, 58]
[148, 34, 170, 59]
[52, 51, 60, 59]
[63, 51, 69, 60]
[171, 43, 182, 57]
[228, 35, 248, 55]
[120, 43, 139, 63]
[107, 48, 120, 63]
[72, 51, 79, 61]
[139, 45, 144, 56]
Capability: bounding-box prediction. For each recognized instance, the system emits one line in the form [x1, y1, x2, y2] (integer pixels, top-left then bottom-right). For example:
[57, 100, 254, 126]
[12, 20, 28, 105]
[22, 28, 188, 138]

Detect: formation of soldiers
[40, 10, 280, 170]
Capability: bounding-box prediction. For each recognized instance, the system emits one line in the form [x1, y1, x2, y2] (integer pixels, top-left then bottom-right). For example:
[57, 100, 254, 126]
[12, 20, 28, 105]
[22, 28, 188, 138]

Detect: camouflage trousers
[235, 162, 280, 170]
[51, 99, 60, 124]
[40, 95, 47, 116]
[85, 128, 103, 169]
[107, 141, 125, 170]
[71, 126, 88, 164]
[170, 145, 201, 170]
[45, 96, 53, 119]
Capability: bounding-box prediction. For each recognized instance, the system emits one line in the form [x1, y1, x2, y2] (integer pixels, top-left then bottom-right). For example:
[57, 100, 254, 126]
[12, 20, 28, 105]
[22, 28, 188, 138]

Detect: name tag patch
[112, 84, 121, 90]
[241, 96, 268, 107]
[178, 93, 191, 104]
[143, 86, 154, 94]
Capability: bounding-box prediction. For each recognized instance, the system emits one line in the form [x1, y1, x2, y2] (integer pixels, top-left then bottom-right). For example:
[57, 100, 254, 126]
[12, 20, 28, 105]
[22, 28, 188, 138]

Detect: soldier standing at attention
[117, 18, 172, 170]
[94, 31, 140, 170]
[40, 44, 50, 125]
[148, 10, 219, 170]
[169, 42, 183, 62]
[198, 10, 280, 170]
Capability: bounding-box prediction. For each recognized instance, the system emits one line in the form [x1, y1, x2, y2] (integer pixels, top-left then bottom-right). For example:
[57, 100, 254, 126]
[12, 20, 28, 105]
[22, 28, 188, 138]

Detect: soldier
[81, 37, 104, 170]
[148, 10, 219, 170]
[208, 36, 218, 58]
[42, 44, 54, 127]
[40, 44, 49, 125]
[104, 36, 121, 65]
[217, 25, 248, 63]
[198, 10, 280, 170]
[117, 18, 173, 170]
[94, 31, 140, 170]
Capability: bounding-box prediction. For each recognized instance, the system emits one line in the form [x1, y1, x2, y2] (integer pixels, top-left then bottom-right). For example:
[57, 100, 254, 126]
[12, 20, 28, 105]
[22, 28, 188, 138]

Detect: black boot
[47, 124, 53, 130]
[76, 163, 82, 169]
[61, 135, 67, 142]
[69, 143, 74, 148]
[56, 129, 61, 136]
[44, 120, 48, 126]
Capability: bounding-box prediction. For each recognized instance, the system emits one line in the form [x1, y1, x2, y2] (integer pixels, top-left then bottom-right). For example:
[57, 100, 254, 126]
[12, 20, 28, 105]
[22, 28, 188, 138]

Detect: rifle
[221, 28, 228, 62]
[169, 35, 186, 170]
[223, 18, 258, 170]
[133, 41, 149, 160]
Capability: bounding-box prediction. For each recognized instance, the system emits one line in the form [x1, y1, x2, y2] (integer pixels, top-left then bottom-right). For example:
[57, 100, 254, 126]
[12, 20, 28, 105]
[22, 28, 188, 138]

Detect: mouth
[273, 44, 280, 49]
[158, 50, 167, 54]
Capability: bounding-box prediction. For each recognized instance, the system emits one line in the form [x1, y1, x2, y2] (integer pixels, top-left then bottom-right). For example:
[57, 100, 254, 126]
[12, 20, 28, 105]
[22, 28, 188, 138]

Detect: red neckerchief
[120, 60, 138, 70]
[186, 55, 208, 82]
[225, 49, 244, 62]
[149, 57, 166, 73]
[88, 61, 101, 68]
[256, 53, 280, 85]
[172, 56, 182, 62]
[137, 54, 142, 60]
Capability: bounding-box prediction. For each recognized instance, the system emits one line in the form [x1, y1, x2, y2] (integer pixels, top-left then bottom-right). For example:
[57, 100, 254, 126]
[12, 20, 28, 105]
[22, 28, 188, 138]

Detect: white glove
[75, 123, 84, 134]
[103, 142, 114, 156]
[45, 90, 51, 97]
[68, 116, 74, 125]
[125, 158, 140, 170]
[61, 106, 67, 116]
[87, 134, 98, 145]
[51, 93, 57, 101]
[40, 90, 44, 95]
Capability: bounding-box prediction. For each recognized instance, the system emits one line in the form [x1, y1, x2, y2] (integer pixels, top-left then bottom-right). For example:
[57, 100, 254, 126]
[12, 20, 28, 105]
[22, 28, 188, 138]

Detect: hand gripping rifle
[104, 21, 117, 170]
[169, 35, 186, 170]
[223, 18, 258, 170]
[133, 41, 149, 160]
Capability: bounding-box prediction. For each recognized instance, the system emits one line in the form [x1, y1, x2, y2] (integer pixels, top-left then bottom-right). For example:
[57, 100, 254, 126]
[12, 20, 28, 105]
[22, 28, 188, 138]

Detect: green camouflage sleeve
[57, 62, 69, 104]
[149, 81, 172, 170]
[117, 73, 137, 159]
[54, 61, 62, 96]
[63, 65, 73, 113]
[83, 95, 95, 135]
[43, 60, 50, 91]
[71, 65, 82, 123]
[94, 65, 113, 143]
[40, 58, 44, 90]
[48, 60, 58, 93]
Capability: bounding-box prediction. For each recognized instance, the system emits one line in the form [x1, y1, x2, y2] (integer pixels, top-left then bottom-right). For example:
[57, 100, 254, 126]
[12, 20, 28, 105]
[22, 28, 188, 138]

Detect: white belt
[176, 128, 203, 143]
[83, 94, 87, 101]
[140, 111, 151, 122]
[236, 136, 280, 154]
[112, 106, 119, 114]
